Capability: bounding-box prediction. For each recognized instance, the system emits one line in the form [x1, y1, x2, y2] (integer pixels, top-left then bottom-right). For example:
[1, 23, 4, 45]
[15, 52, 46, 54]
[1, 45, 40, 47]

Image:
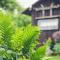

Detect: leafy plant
[0, 48, 13, 60]
[10, 25, 39, 59]
[22, 25, 39, 57]
[0, 0, 20, 11]
[0, 12, 14, 48]
[53, 43, 60, 53]
[30, 38, 52, 60]
[30, 46, 46, 60]
[11, 28, 24, 52]
[0, 12, 15, 60]
[14, 14, 31, 27]
[0, 12, 40, 60]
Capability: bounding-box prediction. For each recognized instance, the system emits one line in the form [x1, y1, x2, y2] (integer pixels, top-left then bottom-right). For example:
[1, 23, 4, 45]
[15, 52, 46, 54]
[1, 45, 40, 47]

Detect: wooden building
[32, 0, 60, 43]
[23, 0, 60, 44]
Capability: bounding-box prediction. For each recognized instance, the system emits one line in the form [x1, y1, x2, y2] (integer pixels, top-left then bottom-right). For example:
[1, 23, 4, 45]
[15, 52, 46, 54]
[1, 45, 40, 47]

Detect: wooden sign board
[37, 19, 59, 30]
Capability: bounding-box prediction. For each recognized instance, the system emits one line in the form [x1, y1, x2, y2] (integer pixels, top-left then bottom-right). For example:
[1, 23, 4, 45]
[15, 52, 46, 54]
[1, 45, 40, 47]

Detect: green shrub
[53, 43, 60, 53]
[0, 12, 14, 48]
[0, 48, 13, 60]
[14, 14, 31, 27]
[0, 12, 14, 60]
[30, 38, 52, 60]
[0, 12, 40, 60]
[22, 25, 39, 57]
[10, 25, 39, 56]
[11, 28, 24, 52]
[30, 46, 46, 60]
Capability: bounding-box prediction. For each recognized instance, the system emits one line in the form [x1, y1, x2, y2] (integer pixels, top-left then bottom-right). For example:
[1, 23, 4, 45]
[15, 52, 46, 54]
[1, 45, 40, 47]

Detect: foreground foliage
[0, 12, 40, 60]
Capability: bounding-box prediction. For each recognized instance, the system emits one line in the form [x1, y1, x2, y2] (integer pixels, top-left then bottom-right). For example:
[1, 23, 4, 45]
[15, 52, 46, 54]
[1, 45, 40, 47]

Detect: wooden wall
[32, 0, 60, 43]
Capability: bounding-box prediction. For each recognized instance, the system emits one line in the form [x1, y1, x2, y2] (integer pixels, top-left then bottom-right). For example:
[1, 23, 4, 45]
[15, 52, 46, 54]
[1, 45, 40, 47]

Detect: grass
[19, 56, 60, 60]
[48, 56, 60, 60]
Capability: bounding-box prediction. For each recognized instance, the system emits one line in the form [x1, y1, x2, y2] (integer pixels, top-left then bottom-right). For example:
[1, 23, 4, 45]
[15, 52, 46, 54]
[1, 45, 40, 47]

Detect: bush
[30, 46, 46, 60]
[53, 43, 60, 53]
[13, 14, 31, 27]
[0, 12, 14, 48]
[0, 12, 40, 60]
[22, 25, 39, 57]
[10, 25, 39, 59]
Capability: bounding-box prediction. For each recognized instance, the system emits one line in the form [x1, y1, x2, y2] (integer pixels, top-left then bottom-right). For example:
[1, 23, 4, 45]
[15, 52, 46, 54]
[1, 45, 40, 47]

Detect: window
[52, 8, 60, 15]
[45, 10, 50, 16]
[36, 10, 42, 17]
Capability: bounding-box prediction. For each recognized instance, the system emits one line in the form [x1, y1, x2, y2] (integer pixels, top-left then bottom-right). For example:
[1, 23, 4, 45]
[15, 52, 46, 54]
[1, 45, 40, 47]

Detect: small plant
[10, 25, 39, 59]
[30, 38, 52, 60]
[30, 46, 46, 60]
[22, 25, 39, 57]
[53, 43, 60, 53]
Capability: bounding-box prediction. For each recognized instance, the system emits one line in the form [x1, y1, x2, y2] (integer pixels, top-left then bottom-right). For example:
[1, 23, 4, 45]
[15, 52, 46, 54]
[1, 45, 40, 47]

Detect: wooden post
[42, 10, 45, 17]
[50, 9, 52, 16]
